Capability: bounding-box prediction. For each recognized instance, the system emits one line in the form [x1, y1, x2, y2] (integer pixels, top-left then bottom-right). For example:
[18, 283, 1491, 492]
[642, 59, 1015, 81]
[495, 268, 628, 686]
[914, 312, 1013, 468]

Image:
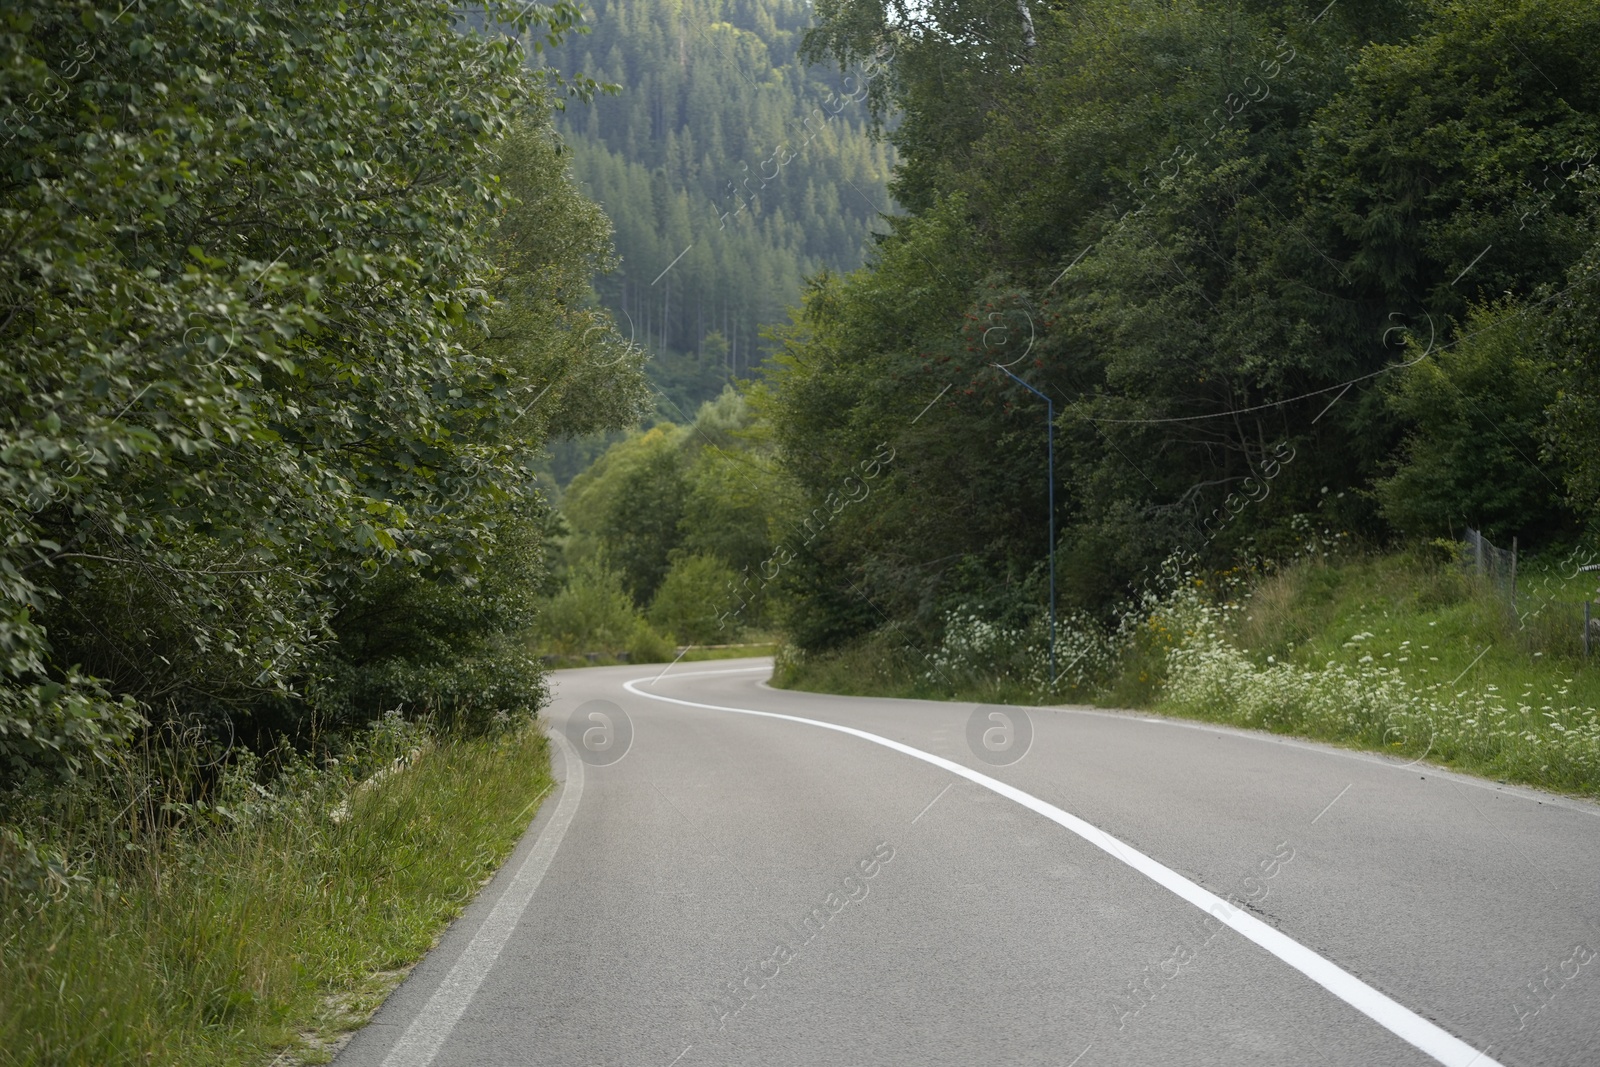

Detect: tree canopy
[0, 0, 646, 780]
[765, 0, 1600, 651]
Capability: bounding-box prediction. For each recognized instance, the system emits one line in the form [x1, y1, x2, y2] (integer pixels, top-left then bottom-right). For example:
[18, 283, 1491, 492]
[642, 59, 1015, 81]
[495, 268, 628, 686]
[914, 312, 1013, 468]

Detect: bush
[625, 619, 678, 663]
[534, 561, 670, 657]
[650, 554, 740, 644]
[1375, 301, 1574, 544]
[533, 564, 630, 655]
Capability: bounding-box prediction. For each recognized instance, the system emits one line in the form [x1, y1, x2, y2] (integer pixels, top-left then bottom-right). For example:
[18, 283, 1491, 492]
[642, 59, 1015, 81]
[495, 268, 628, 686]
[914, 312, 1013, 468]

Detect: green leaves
[1376, 300, 1568, 543]
[0, 0, 644, 775]
[775, 0, 1600, 650]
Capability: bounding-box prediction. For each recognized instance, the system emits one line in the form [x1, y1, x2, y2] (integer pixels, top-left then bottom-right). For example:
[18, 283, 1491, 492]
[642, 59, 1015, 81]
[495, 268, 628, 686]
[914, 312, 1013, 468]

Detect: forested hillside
[758, 0, 1600, 657]
[540, 0, 897, 415]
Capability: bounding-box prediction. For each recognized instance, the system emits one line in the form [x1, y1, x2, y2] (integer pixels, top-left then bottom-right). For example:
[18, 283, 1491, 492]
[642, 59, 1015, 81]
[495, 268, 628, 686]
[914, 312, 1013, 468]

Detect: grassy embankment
[775, 551, 1600, 798]
[0, 724, 553, 1067]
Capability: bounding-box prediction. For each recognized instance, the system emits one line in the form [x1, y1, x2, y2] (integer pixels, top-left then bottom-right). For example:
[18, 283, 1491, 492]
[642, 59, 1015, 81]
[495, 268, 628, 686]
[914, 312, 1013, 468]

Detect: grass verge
[540, 641, 778, 669]
[0, 725, 553, 1067]
[772, 638, 1038, 704]
[1156, 552, 1600, 797]
[773, 549, 1600, 798]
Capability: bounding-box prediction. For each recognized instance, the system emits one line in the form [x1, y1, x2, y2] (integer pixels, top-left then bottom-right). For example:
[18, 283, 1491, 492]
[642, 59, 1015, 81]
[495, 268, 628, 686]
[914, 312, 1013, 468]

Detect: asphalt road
[334, 658, 1600, 1067]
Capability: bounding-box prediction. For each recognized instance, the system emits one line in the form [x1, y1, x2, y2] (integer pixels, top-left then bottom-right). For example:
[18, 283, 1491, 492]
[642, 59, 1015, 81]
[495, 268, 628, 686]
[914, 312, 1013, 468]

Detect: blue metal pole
[993, 365, 1055, 686]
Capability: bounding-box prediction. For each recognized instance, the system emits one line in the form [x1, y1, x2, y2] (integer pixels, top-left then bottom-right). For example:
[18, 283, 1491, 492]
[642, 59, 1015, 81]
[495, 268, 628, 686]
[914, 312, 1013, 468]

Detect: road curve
[334, 658, 1600, 1067]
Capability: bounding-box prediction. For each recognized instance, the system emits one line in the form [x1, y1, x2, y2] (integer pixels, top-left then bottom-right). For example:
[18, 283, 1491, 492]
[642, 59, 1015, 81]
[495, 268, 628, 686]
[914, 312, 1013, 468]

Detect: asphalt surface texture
[334, 658, 1600, 1067]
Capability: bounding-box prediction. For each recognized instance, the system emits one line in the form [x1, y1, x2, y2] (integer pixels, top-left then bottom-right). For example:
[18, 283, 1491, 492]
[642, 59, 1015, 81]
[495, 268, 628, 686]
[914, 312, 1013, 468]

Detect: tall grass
[775, 547, 1600, 797]
[771, 632, 1035, 704]
[0, 721, 553, 1066]
[1160, 551, 1600, 795]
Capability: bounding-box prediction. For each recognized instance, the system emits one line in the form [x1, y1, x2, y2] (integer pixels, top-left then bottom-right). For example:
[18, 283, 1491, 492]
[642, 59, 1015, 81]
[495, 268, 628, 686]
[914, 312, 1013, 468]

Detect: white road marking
[380, 731, 585, 1067]
[625, 673, 1501, 1067]
[640, 664, 771, 681]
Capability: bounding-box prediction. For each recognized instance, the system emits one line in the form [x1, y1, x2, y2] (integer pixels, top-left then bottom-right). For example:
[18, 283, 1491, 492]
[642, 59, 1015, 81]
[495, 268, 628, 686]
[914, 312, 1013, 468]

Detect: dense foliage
[0, 0, 647, 785]
[548, 388, 789, 647]
[763, 0, 1600, 655]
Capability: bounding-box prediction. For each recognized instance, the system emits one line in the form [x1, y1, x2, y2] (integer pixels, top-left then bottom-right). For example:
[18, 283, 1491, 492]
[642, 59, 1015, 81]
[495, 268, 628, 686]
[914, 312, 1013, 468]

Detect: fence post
[1510, 536, 1517, 614]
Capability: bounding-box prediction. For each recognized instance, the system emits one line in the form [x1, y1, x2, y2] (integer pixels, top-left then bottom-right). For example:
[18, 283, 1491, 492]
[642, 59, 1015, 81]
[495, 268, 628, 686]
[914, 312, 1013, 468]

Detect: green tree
[650, 553, 740, 643]
[0, 0, 640, 777]
[311, 114, 652, 734]
[1376, 302, 1571, 543]
[1546, 183, 1600, 530]
[534, 559, 666, 656]
[767, 0, 1600, 653]
[562, 424, 690, 603]
[677, 387, 783, 579]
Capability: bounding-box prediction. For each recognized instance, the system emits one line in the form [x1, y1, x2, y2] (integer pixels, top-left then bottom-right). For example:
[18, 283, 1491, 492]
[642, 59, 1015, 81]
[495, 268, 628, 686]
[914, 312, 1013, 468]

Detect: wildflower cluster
[919, 609, 1118, 696]
[914, 541, 1600, 794]
[919, 556, 1217, 699]
[1161, 594, 1600, 792]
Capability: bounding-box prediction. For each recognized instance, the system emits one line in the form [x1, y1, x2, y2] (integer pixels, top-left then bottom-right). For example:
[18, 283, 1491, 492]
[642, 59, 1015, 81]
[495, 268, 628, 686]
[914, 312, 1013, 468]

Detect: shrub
[533, 561, 637, 654]
[625, 619, 678, 663]
[650, 554, 740, 644]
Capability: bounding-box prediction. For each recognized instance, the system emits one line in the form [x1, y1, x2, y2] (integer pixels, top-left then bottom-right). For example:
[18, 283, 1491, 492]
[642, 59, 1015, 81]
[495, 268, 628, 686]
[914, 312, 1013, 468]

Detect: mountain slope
[541, 0, 896, 414]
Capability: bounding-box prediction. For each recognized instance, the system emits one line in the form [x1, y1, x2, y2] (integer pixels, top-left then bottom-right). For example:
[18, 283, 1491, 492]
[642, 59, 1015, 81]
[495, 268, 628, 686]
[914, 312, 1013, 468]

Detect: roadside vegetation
[2, 1, 640, 1062]
[531, 387, 795, 661]
[536, 643, 780, 669]
[775, 538, 1600, 798]
[1160, 550, 1599, 795]
[739, 0, 1600, 802]
[0, 722, 552, 1067]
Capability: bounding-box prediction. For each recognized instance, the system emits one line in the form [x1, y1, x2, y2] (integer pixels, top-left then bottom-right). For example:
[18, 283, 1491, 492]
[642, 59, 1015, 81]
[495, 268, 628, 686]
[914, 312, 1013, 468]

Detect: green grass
[1154, 551, 1600, 796]
[775, 548, 1600, 797]
[679, 642, 778, 662]
[543, 640, 779, 669]
[1225, 551, 1598, 693]
[0, 726, 554, 1067]
[771, 634, 1043, 704]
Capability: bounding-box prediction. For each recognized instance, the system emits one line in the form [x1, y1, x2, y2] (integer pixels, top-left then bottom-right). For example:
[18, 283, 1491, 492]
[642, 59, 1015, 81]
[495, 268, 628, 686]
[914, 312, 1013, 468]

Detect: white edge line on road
[745, 676, 1600, 818]
[1044, 705, 1600, 816]
[379, 730, 585, 1067]
[624, 674, 1501, 1067]
[642, 664, 771, 681]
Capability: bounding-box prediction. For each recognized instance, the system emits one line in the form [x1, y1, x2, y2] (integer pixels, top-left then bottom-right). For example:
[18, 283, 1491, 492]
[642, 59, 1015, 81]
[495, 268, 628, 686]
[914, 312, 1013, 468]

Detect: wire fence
[1464, 528, 1600, 657]
[1462, 527, 1519, 611]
